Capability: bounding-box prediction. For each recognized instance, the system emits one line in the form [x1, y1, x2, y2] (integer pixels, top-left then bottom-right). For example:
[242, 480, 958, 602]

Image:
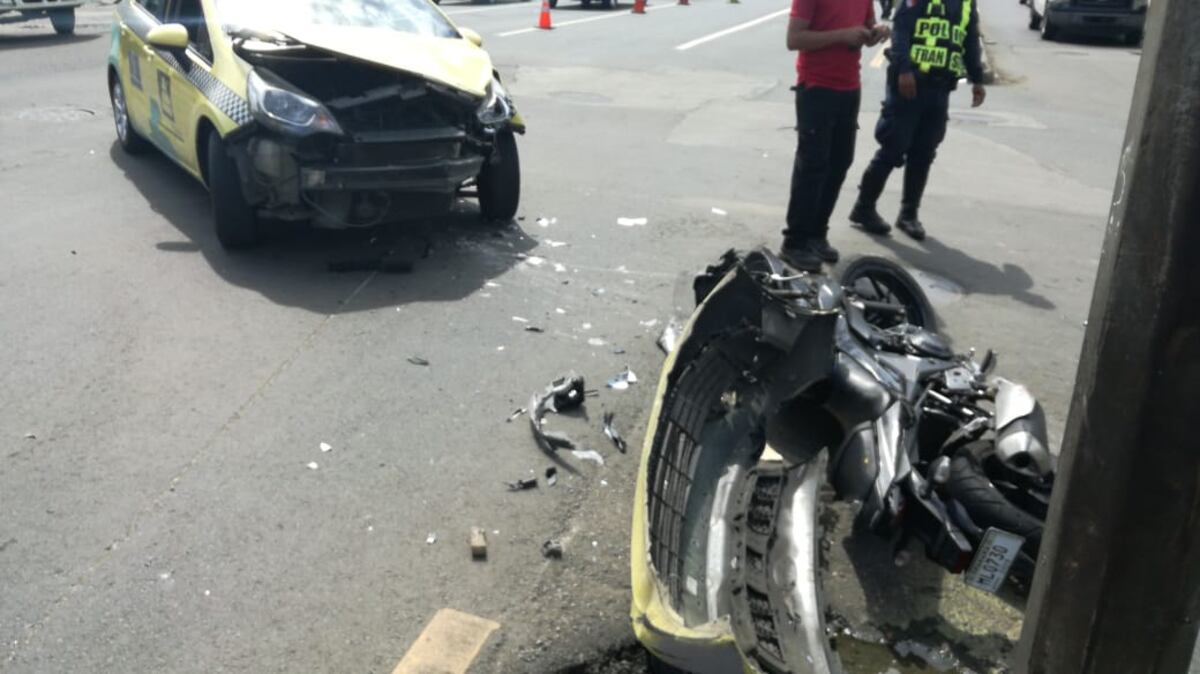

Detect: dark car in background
[1028, 0, 1149, 44]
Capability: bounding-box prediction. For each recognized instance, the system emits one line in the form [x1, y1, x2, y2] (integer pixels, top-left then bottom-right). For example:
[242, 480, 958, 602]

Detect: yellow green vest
[910, 0, 973, 78]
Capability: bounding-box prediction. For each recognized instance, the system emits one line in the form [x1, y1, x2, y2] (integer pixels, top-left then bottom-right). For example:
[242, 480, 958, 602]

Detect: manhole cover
[14, 106, 96, 123]
[910, 269, 965, 307]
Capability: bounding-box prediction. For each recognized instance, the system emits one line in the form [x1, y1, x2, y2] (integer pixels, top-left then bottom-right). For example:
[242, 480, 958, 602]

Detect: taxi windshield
[216, 0, 457, 39]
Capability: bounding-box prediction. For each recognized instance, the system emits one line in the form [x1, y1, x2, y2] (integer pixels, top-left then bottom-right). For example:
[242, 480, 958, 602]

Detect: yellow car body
[106, 0, 523, 247]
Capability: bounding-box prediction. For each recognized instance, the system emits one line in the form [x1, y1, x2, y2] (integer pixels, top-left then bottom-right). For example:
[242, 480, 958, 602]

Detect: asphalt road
[0, 0, 1154, 672]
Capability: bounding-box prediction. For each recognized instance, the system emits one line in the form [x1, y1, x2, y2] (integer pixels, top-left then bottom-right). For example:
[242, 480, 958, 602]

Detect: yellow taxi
[106, 0, 523, 248]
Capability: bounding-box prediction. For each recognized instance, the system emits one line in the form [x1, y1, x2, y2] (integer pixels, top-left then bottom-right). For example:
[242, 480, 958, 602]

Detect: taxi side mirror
[147, 23, 190, 51]
[460, 27, 483, 48]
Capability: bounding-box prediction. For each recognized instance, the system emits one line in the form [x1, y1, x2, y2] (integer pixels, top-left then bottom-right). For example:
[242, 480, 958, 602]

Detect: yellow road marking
[392, 608, 500, 674]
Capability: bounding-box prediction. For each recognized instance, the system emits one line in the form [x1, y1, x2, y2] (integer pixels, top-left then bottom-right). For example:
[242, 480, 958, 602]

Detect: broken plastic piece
[617, 217, 648, 227]
[426, 532, 438, 545]
[657, 318, 683, 354]
[529, 373, 587, 453]
[542, 539, 564, 559]
[407, 356, 431, 366]
[588, 337, 607, 347]
[506, 407, 527, 422]
[711, 207, 728, 216]
[512, 316, 530, 323]
[319, 442, 333, 453]
[606, 367, 639, 391]
[470, 527, 488, 560]
[545, 467, 558, 486]
[536, 217, 550, 228]
[506, 477, 539, 491]
[571, 448, 605, 466]
[602, 412, 628, 453]
[553, 263, 568, 273]
[306, 462, 319, 470]
[545, 239, 568, 248]
[524, 326, 545, 333]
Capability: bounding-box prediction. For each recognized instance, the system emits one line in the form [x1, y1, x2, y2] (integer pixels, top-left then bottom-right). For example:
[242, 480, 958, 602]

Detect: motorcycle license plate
[964, 528, 1024, 594]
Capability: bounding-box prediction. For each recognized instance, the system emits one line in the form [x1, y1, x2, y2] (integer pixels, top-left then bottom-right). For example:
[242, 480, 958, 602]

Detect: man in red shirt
[782, 0, 888, 271]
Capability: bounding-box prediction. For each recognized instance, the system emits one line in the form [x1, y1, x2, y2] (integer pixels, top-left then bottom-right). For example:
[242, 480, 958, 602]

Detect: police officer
[849, 0, 986, 241]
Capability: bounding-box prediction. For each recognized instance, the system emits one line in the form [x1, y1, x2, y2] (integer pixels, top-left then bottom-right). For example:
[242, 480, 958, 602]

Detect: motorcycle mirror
[980, 349, 997, 374]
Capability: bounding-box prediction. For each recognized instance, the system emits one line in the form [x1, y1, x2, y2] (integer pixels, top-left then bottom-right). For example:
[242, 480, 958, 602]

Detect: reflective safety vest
[910, 0, 972, 78]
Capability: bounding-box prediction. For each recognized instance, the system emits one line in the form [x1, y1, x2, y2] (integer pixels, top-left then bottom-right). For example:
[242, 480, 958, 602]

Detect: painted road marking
[674, 7, 790, 51]
[870, 40, 890, 68]
[498, 3, 677, 37]
[392, 608, 500, 674]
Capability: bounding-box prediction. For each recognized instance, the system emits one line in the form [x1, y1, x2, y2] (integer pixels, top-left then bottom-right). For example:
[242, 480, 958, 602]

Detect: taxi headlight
[247, 69, 343, 137]
[476, 78, 513, 126]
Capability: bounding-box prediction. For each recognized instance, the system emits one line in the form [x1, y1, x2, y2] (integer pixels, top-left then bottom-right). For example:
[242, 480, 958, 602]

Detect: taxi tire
[207, 133, 261, 249]
[478, 130, 520, 223]
[109, 76, 150, 155]
[49, 7, 75, 35]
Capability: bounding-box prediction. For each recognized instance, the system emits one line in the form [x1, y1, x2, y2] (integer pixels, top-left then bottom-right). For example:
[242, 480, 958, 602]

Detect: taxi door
[138, 0, 202, 168]
[115, 0, 163, 140]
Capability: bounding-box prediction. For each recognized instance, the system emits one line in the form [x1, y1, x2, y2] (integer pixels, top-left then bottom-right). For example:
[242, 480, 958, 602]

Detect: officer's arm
[889, 0, 918, 73]
[964, 2, 986, 84]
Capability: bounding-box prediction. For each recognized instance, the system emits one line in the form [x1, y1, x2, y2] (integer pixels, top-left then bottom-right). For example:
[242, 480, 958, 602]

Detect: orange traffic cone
[537, 0, 553, 29]
[633, 0, 646, 13]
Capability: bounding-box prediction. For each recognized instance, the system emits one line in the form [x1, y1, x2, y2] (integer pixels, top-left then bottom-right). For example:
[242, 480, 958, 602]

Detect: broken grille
[646, 343, 743, 606]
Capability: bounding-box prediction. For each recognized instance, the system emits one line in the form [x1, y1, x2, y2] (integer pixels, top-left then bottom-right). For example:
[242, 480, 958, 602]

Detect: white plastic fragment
[588, 338, 607, 347]
[426, 532, 438, 544]
[536, 217, 550, 227]
[306, 462, 319, 470]
[553, 263, 567, 273]
[555, 307, 567, 315]
[512, 316, 530, 323]
[571, 449, 605, 466]
[319, 442, 332, 453]
[616, 217, 648, 227]
[485, 281, 500, 288]
[639, 319, 660, 328]
[711, 207, 728, 216]
[524, 256, 546, 267]
[607, 367, 638, 391]
[545, 239, 568, 248]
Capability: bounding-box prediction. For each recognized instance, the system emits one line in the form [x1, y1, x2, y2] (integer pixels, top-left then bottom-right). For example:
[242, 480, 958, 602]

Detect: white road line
[674, 7, 789, 51]
[870, 40, 890, 68]
[498, 3, 676, 37]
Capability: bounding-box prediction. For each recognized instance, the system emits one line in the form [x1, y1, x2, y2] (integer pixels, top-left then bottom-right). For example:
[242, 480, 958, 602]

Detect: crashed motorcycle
[630, 249, 1055, 674]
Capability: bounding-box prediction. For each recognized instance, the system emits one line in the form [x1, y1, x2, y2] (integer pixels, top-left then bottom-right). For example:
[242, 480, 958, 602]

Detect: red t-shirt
[791, 0, 874, 91]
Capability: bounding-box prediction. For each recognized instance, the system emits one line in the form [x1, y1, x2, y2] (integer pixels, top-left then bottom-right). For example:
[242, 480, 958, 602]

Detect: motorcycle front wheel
[839, 256, 937, 330]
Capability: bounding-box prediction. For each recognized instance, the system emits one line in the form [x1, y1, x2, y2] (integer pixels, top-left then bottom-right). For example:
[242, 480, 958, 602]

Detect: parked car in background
[0, 0, 85, 34]
[1028, 0, 1148, 44]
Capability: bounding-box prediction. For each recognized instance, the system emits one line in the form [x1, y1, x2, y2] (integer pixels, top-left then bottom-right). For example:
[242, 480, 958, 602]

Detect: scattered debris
[607, 367, 639, 391]
[893, 640, 959, 672]
[571, 448, 606, 466]
[639, 319, 660, 328]
[485, 281, 501, 288]
[602, 412, 628, 453]
[522, 255, 546, 267]
[506, 407, 527, 422]
[407, 356, 431, 366]
[306, 462, 320, 470]
[470, 528, 488, 560]
[711, 207, 728, 216]
[529, 373, 587, 452]
[542, 539, 564, 559]
[524, 326, 545, 333]
[497, 346, 506, 351]
[555, 308, 567, 315]
[506, 477, 539, 491]
[617, 217, 648, 227]
[545, 467, 558, 486]
[587, 337, 607, 347]
[553, 263, 568, 273]
[658, 318, 683, 354]
[536, 217, 551, 228]
[545, 239, 568, 248]
[512, 316, 530, 323]
[426, 532, 438, 545]
[612, 347, 626, 355]
[601, 479, 609, 487]
[23, 433, 36, 440]
[319, 442, 333, 453]
[581, 323, 593, 330]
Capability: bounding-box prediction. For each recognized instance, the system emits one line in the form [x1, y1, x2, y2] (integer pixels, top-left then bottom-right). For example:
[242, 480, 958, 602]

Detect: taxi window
[137, 0, 169, 21]
[170, 0, 213, 62]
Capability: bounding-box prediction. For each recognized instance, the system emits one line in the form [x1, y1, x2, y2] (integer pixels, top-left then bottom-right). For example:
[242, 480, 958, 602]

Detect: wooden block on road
[392, 608, 500, 674]
[469, 527, 487, 560]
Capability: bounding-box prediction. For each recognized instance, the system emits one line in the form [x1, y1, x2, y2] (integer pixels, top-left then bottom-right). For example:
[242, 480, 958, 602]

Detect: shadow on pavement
[110, 142, 535, 314]
[0, 32, 101, 51]
[875, 235, 1056, 310]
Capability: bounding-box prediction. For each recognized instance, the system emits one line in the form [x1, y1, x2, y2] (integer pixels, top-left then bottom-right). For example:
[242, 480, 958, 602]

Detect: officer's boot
[896, 161, 931, 241]
[849, 161, 893, 236]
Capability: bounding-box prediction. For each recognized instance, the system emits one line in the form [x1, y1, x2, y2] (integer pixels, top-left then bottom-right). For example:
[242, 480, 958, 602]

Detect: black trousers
[869, 70, 950, 172]
[783, 86, 861, 247]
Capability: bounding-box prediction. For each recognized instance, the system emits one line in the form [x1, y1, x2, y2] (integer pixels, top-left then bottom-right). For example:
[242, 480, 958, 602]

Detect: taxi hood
[271, 24, 494, 98]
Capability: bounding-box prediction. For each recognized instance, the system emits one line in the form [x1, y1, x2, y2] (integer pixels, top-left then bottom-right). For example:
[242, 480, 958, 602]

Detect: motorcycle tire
[838, 256, 937, 330]
[945, 446, 1045, 559]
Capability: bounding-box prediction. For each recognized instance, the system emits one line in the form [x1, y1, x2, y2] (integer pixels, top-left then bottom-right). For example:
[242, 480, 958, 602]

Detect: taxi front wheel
[207, 133, 261, 249]
[478, 130, 520, 223]
[109, 76, 150, 155]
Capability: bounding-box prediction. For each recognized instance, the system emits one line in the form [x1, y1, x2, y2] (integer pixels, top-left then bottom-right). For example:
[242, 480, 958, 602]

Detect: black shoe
[809, 238, 840, 264]
[850, 203, 892, 236]
[779, 244, 823, 272]
[896, 214, 927, 241]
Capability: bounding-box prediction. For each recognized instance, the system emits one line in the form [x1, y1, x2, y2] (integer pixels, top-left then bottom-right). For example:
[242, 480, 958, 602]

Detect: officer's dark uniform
[850, 0, 984, 240]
